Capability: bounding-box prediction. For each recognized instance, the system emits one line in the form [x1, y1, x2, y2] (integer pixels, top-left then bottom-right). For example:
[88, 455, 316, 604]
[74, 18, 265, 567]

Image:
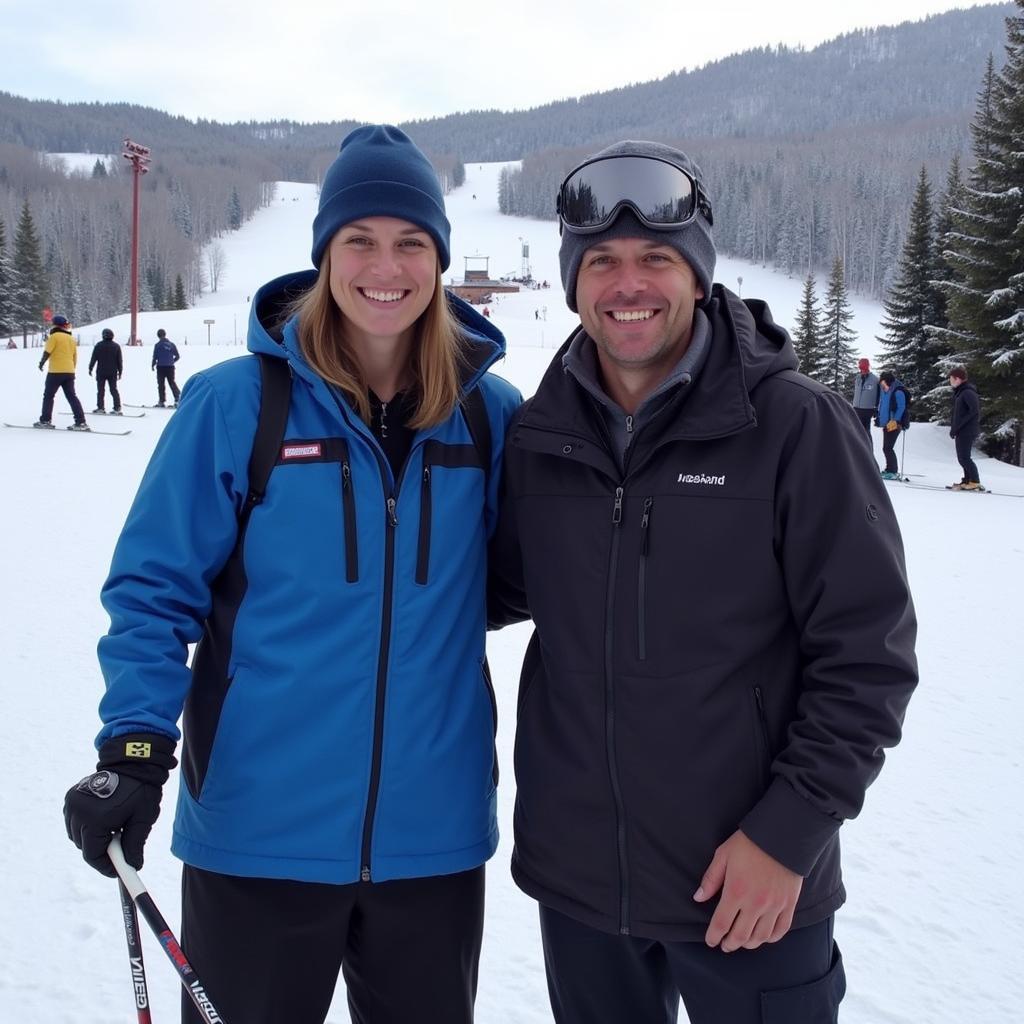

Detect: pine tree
[227, 187, 243, 231]
[943, 7, 1024, 464]
[932, 155, 966, 335]
[820, 256, 858, 393]
[91, 158, 108, 179]
[173, 273, 188, 310]
[10, 199, 49, 336]
[792, 272, 825, 381]
[877, 167, 945, 417]
[0, 216, 13, 336]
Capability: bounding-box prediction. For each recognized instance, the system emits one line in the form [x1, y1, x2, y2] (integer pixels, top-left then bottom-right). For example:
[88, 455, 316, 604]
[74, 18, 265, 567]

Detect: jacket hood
[523, 284, 797, 442]
[246, 269, 506, 391]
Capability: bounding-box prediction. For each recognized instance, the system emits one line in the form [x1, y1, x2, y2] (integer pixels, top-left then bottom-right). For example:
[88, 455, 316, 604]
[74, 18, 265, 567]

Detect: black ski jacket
[89, 338, 123, 378]
[490, 285, 918, 941]
[950, 381, 980, 439]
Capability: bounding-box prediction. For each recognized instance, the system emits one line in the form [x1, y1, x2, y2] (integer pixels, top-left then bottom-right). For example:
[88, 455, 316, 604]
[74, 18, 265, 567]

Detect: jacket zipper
[360, 446, 411, 882]
[415, 464, 432, 585]
[482, 659, 500, 787]
[752, 686, 770, 788]
[340, 458, 359, 583]
[637, 497, 653, 661]
[606, 484, 632, 934]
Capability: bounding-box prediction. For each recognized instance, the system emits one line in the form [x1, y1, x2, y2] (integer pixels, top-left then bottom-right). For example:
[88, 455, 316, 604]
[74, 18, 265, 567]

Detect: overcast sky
[2, 1, 998, 125]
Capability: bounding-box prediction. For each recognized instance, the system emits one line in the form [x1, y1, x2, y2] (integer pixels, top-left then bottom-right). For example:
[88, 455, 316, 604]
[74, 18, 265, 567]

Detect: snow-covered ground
[2, 160, 1022, 1023]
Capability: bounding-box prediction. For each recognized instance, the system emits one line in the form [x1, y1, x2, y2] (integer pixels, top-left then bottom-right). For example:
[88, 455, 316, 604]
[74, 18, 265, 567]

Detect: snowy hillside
[2, 160, 1022, 1024]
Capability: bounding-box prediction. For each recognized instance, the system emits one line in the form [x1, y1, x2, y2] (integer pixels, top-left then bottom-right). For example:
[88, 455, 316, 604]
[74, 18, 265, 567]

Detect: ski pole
[118, 877, 153, 1024]
[899, 429, 907, 481]
[108, 835, 227, 1023]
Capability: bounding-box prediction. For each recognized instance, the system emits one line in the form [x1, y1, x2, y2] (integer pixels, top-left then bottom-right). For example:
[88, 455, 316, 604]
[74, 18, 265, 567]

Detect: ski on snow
[883, 477, 1023, 499]
[58, 410, 146, 419]
[3, 422, 132, 436]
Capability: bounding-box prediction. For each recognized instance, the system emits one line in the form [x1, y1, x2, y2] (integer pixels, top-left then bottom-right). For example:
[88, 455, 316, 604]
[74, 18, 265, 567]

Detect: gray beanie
[559, 140, 716, 312]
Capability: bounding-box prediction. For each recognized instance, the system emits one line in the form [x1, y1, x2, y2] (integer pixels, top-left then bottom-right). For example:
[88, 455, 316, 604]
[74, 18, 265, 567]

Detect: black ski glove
[63, 733, 177, 878]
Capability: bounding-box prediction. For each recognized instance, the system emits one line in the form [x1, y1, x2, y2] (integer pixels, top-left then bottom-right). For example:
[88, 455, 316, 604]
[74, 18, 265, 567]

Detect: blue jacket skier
[64, 124, 521, 1023]
[151, 329, 181, 406]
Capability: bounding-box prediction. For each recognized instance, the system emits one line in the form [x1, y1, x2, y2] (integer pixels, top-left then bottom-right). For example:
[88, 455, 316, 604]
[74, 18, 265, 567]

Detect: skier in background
[34, 315, 88, 430]
[947, 365, 982, 491]
[876, 371, 908, 480]
[851, 357, 879, 437]
[151, 328, 181, 406]
[89, 328, 123, 414]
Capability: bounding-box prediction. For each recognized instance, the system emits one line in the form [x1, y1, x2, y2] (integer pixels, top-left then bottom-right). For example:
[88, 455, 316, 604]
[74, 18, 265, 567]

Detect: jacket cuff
[97, 732, 177, 785]
[739, 777, 841, 876]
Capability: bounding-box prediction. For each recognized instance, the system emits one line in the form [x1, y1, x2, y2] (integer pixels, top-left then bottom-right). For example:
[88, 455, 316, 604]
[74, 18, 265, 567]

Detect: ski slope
[2, 159, 1022, 1024]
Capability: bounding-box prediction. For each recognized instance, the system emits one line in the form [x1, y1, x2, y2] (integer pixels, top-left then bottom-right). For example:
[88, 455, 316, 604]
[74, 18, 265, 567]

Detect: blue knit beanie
[559, 140, 716, 312]
[311, 124, 451, 271]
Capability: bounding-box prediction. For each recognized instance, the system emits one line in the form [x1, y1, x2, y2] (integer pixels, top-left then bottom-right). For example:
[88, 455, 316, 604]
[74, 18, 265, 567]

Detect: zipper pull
[625, 415, 634, 434]
[640, 497, 653, 553]
[423, 466, 431, 485]
[361, 865, 371, 882]
[612, 486, 624, 525]
[386, 496, 398, 527]
[342, 462, 351, 489]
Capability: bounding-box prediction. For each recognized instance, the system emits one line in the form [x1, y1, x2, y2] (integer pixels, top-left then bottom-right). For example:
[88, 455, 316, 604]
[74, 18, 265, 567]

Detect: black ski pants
[854, 407, 874, 437]
[540, 905, 845, 1024]
[156, 365, 180, 404]
[180, 864, 485, 1024]
[954, 432, 980, 484]
[40, 373, 85, 424]
[882, 426, 900, 473]
[95, 372, 121, 411]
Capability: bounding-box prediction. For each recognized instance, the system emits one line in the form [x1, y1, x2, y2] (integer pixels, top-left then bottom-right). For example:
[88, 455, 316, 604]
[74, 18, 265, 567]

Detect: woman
[63, 125, 521, 1023]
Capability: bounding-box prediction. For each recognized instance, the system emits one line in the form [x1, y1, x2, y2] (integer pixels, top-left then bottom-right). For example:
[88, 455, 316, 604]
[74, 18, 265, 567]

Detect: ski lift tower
[518, 236, 531, 281]
[122, 138, 151, 347]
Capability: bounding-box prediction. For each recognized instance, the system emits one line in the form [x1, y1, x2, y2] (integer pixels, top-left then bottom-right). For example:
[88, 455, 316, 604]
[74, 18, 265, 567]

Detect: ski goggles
[556, 154, 713, 234]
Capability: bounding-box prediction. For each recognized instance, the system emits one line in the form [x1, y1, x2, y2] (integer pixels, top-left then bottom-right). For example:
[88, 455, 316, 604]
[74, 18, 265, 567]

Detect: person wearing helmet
[89, 328, 124, 414]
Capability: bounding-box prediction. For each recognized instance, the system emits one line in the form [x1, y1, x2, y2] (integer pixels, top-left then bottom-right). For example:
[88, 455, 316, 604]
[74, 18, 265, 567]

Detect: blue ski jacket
[152, 339, 180, 367]
[96, 270, 522, 884]
[877, 383, 906, 427]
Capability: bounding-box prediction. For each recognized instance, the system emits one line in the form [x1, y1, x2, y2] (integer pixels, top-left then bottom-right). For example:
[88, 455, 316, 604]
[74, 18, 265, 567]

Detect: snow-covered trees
[940, 2, 1024, 464]
[792, 272, 825, 382]
[820, 257, 859, 394]
[877, 167, 947, 418]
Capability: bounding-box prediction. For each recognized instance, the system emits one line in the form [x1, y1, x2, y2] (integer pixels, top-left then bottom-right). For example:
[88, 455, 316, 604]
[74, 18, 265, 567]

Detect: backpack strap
[239, 354, 292, 531]
[461, 384, 492, 497]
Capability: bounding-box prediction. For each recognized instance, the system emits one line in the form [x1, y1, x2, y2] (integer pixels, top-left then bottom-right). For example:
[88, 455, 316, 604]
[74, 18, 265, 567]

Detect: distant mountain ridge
[0, 5, 1011, 161]
[0, 3, 1014, 323]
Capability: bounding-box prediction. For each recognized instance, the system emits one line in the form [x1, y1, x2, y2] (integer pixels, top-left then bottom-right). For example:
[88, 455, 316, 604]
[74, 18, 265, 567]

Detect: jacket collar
[517, 286, 792, 454]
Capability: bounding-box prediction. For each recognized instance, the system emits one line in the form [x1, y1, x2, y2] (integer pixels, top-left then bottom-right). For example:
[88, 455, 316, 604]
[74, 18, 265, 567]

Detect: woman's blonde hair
[290, 251, 466, 429]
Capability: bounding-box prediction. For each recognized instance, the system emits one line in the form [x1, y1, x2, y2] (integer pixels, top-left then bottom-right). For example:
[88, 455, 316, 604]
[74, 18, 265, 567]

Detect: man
[88, 327, 123, 414]
[151, 328, 181, 406]
[947, 365, 982, 490]
[489, 140, 918, 1024]
[876, 371, 908, 480]
[34, 315, 89, 430]
[851, 357, 879, 438]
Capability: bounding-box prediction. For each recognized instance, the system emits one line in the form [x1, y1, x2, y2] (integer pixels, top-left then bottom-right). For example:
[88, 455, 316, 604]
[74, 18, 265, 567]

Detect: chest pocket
[416, 439, 484, 585]
[276, 437, 359, 583]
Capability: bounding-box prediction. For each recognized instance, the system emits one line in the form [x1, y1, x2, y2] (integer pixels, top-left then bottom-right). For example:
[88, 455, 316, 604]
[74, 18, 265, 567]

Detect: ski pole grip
[108, 834, 147, 900]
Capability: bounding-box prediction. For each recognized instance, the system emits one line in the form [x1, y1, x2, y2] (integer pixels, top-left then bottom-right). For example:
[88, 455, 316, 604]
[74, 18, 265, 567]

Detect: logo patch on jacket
[677, 472, 726, 486]
[282, 443, 322, 460]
